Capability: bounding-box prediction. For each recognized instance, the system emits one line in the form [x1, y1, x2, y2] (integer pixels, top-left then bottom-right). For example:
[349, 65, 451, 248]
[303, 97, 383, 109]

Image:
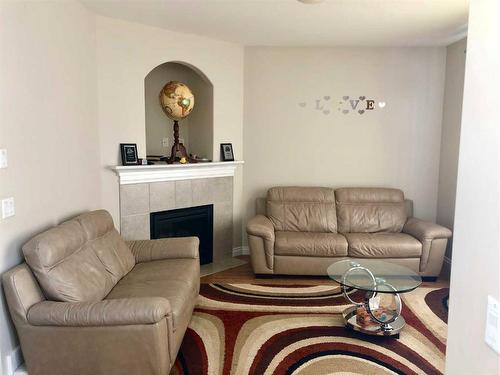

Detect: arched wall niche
[144, 61, 214, 160]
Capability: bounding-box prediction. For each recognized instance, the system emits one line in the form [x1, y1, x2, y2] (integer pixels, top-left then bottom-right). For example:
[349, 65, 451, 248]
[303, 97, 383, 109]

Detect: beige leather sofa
[247, 187, 452, 278]
[2, 210, 200, 375]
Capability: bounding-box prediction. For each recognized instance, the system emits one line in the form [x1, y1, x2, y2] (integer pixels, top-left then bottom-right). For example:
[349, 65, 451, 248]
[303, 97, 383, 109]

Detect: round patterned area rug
[170, 284, 448, 375]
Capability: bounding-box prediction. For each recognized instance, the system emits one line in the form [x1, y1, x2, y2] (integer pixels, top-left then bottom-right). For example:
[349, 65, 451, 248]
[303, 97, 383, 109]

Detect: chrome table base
[341, 263, 404, 337]
[341, 301, 406, 337]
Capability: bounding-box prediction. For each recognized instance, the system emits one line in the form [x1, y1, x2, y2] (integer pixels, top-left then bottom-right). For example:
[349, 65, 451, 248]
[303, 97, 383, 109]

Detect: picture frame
[120, 143, 139, 165]
[220, 143, 234, 162]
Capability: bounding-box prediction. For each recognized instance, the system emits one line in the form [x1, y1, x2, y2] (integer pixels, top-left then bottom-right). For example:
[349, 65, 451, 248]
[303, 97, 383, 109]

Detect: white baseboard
[5, 346, 23, 375]
[14, 364, 27, 375]
[232, 246, 249, 256]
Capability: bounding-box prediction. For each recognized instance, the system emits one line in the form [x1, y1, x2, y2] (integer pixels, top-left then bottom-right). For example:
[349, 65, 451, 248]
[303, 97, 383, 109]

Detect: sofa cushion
[267, 187, 337, 232]
[344, 233, 422, 258]
[77, 211, 135, 284]
[106, 258, 199, 332]
[22, 210, 134, 302]
[275, 231, 348, 257]
[335, 188, 407, 233]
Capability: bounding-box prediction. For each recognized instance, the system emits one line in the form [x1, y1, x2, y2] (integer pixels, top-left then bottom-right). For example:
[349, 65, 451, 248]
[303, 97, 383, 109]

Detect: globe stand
[166, 120, 196, 164]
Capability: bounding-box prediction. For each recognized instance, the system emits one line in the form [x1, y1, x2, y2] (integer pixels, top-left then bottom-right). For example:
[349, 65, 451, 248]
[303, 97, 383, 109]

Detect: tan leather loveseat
[247, 187, 451, 278]
[2, 210, 199, 375]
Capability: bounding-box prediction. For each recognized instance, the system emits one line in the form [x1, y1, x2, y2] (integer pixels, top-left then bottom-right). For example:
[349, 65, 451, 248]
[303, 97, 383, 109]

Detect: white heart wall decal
[378, 101, 386, 108]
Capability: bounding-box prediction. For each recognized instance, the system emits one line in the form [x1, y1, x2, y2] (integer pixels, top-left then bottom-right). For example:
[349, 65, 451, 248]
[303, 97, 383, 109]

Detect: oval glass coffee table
[327, 259, 422, 337]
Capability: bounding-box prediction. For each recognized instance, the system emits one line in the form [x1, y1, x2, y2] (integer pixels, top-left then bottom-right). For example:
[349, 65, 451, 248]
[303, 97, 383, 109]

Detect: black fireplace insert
[150, 204, 213, 265]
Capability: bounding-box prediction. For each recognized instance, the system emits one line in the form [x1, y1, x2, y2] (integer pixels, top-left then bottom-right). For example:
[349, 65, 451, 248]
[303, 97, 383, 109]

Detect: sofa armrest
[127, 237, 199, 263]
[27, 297, 171, 327]
[403, 217, 452, 241]
[246, 215, 275, 242]
[403, 218, 452, 277]
[246, 215, 275, 272]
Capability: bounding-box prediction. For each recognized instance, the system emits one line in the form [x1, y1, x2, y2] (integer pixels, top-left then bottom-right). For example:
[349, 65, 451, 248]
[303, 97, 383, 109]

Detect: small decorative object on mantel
[159, 81, 196, 164]
[220, 143, 234, 162]
[120, 143, 139, 165]
[190, 153, 211, 163]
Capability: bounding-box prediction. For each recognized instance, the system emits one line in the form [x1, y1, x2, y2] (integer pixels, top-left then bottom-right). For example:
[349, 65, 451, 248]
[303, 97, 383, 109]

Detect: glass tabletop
[327, 259, 422, 293]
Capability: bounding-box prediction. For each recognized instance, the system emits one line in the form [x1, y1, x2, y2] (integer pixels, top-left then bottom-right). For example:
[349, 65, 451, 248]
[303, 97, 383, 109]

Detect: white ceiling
[81, 0, 469, 46]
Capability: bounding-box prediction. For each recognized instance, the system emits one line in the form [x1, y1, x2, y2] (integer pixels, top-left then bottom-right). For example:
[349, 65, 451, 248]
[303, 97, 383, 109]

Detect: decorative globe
[159, 81, 195, 121]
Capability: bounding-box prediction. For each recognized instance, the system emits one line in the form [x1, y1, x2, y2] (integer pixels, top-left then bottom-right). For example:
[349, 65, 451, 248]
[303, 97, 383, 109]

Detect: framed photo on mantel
[220, 143, 234, 162]
[120, 143, 139, 165]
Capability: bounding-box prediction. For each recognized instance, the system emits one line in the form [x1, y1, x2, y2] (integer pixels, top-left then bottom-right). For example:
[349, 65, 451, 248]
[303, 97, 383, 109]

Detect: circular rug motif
[171, 284, 448, 375]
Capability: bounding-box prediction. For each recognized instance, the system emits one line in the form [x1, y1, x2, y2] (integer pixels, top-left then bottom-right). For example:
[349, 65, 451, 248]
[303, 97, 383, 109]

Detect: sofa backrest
[257, 196, 413, 217]
[266, 187, 337, 232]
[335, 188, 407, 233]
[22, 210, 135, 302]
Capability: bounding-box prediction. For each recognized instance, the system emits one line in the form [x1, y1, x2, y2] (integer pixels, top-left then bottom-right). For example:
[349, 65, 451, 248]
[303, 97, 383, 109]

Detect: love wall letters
[298, 95, 387, 115]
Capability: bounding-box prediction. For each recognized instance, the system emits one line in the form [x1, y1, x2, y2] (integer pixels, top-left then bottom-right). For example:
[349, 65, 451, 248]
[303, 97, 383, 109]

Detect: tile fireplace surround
[113, 161, 243, 261]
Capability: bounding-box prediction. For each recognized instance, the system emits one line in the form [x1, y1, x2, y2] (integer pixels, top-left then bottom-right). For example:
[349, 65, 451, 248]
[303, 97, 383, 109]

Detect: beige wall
[436, 38, 467, 262]
[95, 16, 245, 247]
[446, 0, 500, 373]
[0, 1, 101, 373]
[188, 67, 215, 161]
[243, 47, 446, 241]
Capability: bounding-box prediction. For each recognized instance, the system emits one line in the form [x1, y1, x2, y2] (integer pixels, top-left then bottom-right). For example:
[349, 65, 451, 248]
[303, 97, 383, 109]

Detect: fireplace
[116, 167, 240, 261]
[150, 205, 213, 265]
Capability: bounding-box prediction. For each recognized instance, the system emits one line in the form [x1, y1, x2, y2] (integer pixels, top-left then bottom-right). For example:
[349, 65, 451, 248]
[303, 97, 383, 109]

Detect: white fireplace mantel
[112, 161, 243, 185]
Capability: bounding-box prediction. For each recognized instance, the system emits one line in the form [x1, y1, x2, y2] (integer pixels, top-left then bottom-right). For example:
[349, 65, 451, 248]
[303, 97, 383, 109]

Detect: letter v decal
[349, 100, 360, 110]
